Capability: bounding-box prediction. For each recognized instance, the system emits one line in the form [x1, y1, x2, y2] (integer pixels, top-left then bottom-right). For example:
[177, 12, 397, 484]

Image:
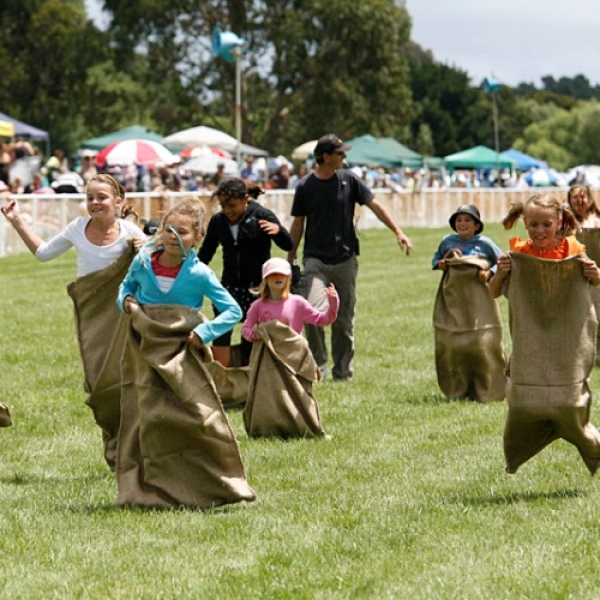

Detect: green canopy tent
[345, 135, 401, 167]
[377, 137, 422, 169]
[444, 145, 515, 171]
[345, 134, 422, 168]
[423, 156, 445, 170]
[79, 125, 164, 151]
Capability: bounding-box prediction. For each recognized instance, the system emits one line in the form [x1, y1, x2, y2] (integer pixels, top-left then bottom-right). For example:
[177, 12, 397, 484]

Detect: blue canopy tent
[501, 148, 548, 171]
[0, 111, 50, 154]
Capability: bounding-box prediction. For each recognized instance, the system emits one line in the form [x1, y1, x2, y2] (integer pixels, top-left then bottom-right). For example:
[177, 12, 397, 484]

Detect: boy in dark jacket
[198, 178, 293, 365]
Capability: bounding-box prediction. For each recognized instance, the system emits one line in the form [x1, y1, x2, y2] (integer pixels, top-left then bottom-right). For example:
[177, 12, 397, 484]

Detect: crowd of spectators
[0, 136, 585, 198]
[355, 166, 557, 191]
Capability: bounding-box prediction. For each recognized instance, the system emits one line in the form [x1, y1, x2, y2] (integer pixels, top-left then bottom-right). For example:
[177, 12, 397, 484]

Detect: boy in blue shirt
[432, 204, 502, 282]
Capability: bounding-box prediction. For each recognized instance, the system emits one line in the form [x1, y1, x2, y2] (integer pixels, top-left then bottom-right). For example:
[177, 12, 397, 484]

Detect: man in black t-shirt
[288, 134, 413, 381]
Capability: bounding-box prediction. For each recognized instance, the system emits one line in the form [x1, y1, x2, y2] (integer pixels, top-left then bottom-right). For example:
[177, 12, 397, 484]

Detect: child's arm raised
[301, 284, 339, 327]
[1, 199, 45, 256]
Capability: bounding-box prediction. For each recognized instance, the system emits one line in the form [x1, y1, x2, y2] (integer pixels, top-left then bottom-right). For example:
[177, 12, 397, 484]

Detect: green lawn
[1, 224, 599, 599]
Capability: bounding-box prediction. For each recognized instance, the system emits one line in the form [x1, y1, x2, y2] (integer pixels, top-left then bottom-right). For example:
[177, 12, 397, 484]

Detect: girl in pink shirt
[242, 257, 338, 439]
[242, 257, 338, 342]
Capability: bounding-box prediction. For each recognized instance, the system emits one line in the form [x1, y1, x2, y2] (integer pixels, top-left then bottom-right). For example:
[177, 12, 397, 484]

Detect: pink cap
[262, 257, 291, 279]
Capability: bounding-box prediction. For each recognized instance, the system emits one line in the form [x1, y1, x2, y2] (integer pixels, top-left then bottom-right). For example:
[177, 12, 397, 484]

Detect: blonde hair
[85, 173, 126, 199]
[502, 193, 580, 237]
[143, 197, 206, 255]
[252, 274, 291, 301]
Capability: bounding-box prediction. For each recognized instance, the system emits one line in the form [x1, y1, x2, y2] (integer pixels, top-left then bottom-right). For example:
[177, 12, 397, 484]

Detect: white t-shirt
[35, 217, 145, 277]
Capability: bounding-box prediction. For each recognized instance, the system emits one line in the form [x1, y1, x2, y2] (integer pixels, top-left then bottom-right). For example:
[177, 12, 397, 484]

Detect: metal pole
[492, 93, 499, 154]
[492, 92, 500, 179]
[235, 51, 242, 167]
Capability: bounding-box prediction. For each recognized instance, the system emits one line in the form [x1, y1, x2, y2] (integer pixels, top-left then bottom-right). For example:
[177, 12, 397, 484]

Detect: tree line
[2, 0, 599, 171]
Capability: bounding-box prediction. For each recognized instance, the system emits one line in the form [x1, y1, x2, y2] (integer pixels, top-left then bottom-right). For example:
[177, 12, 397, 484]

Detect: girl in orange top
[490, 194, 600, 297]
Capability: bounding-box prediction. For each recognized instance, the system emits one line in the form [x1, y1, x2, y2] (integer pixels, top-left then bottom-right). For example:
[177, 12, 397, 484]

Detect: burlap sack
[433, 255, 506, 401]
[66, 244, 136, 471]
[504, 252, 600, 475]
[0, 402, 12, 427]
[576, 228, 600, 365]
[206, 361, 250, 409]
[244, 320, 325, 439]
[116, 303, 256, 509]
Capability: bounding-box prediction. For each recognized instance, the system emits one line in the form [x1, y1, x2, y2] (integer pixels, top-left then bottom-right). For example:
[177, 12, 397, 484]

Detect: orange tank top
[509, 236, 586, 259]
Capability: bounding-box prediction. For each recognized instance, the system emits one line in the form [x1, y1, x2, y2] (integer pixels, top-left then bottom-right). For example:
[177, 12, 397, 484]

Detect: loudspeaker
[212, 26, 244, 62]
[483, 77, 500, 93]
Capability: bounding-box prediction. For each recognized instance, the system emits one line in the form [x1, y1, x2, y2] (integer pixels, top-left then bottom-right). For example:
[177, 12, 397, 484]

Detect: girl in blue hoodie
[117, 198, 241, 346]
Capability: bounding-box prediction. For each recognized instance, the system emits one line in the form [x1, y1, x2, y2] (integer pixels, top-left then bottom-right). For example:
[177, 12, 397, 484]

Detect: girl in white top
[567, 184, 600, 228]
[1, 173, 145, 470]
[1, 173, 145, 275]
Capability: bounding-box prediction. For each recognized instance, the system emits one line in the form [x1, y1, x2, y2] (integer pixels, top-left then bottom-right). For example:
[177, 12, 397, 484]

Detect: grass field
[1, 223, 600, 599]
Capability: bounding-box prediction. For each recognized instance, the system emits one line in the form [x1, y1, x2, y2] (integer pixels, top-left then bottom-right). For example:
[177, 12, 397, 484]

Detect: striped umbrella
[96, 139, 180, 168]
[179, 145, 233, 160]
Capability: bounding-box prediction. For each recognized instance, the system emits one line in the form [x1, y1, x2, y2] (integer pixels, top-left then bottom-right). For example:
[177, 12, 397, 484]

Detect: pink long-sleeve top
[241, 292, 339, 342]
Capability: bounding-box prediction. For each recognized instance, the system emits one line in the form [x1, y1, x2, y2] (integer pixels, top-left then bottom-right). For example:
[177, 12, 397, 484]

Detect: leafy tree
[406, 48, 488, 156]
[513, 100, 600, 170]
[98, 0, 414, 155]
[0, 0, 109, 153]
[79, 62, 158, 137]
[541, 74, 599, 100]
[414, 123, 434, 157]
[571, 101, 600, 164]
[512, 104, 580, 170]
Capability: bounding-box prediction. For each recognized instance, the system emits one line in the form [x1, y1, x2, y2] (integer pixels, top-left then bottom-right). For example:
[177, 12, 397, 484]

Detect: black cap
[313, 134, 352, 158]
[143, 218, 161, 236]
[449, 204, 484, 233]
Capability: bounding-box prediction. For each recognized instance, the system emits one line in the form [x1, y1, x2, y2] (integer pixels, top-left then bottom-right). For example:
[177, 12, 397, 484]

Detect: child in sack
[116, 198, 256, 509]
[431, 204, 505, 401]
[490, 194, 600, 475]
[241, 257, 338, 438]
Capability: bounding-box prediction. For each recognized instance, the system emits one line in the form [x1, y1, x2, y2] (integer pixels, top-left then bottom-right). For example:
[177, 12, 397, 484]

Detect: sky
[84, 0, 600, 89]
[406, 0, 600, 87]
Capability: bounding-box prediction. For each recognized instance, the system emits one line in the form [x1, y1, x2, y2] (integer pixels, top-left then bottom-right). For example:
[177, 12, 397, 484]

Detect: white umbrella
[182, 156, 239, 176]
[291, 139, 318, 161]
[162, 126, 240, 152]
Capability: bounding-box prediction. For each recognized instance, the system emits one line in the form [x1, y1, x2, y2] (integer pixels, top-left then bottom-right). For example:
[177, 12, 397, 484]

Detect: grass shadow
[402, 391, 503, 406]
[457, 488, 586, 506]
[0, 471, 112, 486]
